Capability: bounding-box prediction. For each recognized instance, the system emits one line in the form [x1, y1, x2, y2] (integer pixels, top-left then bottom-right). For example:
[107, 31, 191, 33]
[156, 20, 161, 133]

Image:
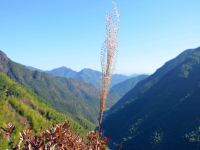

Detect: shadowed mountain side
[107, 74, 149, 108]
[102, 47, 200, 150]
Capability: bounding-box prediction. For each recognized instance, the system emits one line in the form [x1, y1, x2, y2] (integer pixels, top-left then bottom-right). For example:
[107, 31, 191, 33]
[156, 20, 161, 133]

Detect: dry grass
[98, 1, 120, 130]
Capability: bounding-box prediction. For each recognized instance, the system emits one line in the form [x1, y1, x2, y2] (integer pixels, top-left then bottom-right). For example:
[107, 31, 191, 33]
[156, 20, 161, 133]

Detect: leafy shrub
[1, 122, 109, 150]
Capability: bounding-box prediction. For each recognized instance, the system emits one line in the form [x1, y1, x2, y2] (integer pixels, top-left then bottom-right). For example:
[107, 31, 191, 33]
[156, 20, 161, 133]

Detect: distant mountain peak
[49, 66, 74, 72]
[46, 67, 130, 88]
[45, 66, 77, 78]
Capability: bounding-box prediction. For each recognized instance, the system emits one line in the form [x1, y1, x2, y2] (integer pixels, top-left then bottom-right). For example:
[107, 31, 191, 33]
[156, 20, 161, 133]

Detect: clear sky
[0, 0, 200, 74]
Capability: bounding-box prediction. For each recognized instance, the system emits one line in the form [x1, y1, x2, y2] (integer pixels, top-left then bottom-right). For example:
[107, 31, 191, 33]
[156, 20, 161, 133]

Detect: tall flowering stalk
[98, 2, 120, 130]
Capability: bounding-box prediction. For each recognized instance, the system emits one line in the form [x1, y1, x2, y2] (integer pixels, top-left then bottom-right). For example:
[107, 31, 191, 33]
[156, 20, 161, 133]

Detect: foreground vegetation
[0, 72, 94, 149]
[1, 122, 108, 149]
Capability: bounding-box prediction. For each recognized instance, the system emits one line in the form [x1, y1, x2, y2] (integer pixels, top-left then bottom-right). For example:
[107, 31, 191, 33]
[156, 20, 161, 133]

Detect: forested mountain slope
[102, 47, 200, 150]
[107, 74, 148, 107]
[0, 50, 99, 123]
[0, 72, 93, 149]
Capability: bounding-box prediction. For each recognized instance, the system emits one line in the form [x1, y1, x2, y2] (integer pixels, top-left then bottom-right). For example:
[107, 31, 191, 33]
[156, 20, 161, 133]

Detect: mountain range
[45, 67, 147, 109]
[0, 50, 140, 126]
[0, 50, 101, 124]
[45, 67, 130, 88]
[102, 47, 200, 150]
[2, 46, 199, 149]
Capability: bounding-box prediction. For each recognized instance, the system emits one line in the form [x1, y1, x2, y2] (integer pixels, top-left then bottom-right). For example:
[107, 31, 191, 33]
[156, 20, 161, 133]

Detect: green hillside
[0, 72, 94, 149]
[0, 50, 99, 123]
[102, 47, 200, 150]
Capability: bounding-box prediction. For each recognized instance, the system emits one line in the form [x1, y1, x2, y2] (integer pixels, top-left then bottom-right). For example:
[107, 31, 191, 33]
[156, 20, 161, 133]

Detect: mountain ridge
[45, 66, 130, 88]
[108, 47, 200, 114]
[102, 46, 200, 150]
[0, 50, 100, 124]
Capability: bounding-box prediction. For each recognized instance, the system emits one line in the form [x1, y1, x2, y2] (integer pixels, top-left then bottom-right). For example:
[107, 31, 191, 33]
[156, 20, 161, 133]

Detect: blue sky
[0, 0, 200, 74]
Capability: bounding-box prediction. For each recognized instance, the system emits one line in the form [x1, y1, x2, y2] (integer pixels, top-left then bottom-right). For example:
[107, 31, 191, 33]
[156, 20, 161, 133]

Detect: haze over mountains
[102, 47, 200, 150]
